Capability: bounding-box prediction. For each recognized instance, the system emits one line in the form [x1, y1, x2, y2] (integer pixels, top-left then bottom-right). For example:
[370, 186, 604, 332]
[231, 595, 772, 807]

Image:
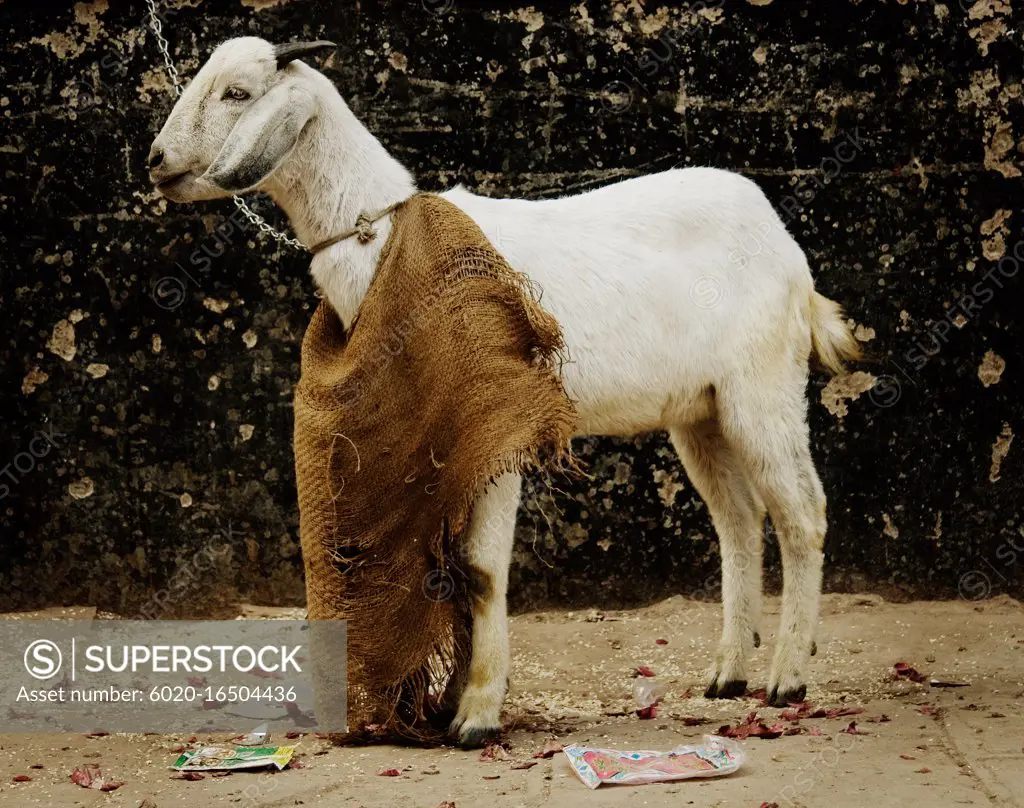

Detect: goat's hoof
[704, 678, 747, 700]
[449, 693, 503, 748]
[457, 725, 501, 749]
[810, 640, 817, 657]
[767, 684, 807, 707]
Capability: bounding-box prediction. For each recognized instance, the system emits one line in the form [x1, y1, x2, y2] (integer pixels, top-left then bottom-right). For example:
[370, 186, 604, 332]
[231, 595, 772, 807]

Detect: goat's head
[147, 37, 335, 203]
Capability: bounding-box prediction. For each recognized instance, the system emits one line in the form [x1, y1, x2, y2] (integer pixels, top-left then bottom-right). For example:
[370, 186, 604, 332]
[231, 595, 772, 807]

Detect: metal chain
[144, 0, 308, 252]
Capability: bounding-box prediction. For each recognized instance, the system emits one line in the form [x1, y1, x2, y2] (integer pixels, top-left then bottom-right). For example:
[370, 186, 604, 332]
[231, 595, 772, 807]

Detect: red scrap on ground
[377, 768, 402, 777]
[633, 665, 656, 677]
[655, 638, 668, 645]
[12, 775, 31, 782]
[173, 772, 205, 781]
[71, 764, 125, 791]
[892, 662, 928, 683]
[779, 703, 866, 721]
[479, 743, 512, 763]
[510, 760, 538, 770]
[718, 711, 785, 740]
[532, 740, 564, 759]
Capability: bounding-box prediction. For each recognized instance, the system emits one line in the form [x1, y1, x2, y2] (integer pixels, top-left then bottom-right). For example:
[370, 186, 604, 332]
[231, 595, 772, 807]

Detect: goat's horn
[273, 40, 337, 69]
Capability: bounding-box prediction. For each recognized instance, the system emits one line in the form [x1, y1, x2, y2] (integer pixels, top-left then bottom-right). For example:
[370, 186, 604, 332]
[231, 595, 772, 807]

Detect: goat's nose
[147, 147, 164, 170]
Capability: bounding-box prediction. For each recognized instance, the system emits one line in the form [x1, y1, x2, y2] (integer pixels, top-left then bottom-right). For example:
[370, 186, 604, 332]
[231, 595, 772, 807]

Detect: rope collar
[309, 200, 407, 254]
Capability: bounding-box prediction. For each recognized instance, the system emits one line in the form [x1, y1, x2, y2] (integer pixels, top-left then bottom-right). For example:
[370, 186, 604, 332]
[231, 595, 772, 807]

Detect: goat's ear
[203, 84, 315, 193]
[273, 40, 336, 69]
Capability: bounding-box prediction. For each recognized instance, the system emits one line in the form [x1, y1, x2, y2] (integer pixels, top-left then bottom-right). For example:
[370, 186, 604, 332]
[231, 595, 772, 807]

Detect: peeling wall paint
[990, 424, 1015, 483]
[821, 372, 878, 420]
[0, 1, 1021, 613]
[978, 349, 1006, 387]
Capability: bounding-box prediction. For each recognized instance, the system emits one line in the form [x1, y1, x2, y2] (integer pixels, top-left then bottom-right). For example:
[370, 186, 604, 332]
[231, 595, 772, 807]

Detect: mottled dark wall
[1, 1, 1021, 615]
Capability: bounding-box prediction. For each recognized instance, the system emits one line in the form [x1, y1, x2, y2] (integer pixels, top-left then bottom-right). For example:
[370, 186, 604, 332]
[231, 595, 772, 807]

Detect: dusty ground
[0, 594, 1021, 807]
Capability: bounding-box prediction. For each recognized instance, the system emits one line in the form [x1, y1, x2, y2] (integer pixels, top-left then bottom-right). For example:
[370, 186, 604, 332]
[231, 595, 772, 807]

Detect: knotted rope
[310, 200, 408, 254]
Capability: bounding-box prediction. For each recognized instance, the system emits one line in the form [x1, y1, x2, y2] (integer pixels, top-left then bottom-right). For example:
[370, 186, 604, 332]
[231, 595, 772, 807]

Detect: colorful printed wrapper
[563, 735, 744, 789]
[171, 745, 296, 771]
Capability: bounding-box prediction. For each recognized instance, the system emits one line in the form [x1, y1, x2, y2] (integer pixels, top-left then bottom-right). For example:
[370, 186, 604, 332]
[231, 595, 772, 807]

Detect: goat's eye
[223, 87, 250, 102]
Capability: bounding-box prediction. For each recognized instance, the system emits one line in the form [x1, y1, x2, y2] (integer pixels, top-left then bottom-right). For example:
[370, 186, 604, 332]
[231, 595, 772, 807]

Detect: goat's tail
[808, 291, 862, 375]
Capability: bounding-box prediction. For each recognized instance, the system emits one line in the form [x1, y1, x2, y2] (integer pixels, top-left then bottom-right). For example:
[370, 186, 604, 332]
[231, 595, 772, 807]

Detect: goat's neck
[263, 87, 416, 325]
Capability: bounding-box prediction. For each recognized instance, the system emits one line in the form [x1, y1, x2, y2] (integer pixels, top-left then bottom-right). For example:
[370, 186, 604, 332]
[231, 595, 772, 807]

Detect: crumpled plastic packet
[563, 735, 744, 789]
[171, 745, 296, 772]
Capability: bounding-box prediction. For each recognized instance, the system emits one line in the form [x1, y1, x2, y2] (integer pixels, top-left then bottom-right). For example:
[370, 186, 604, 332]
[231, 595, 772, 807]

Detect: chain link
[144, 0, 308, 252]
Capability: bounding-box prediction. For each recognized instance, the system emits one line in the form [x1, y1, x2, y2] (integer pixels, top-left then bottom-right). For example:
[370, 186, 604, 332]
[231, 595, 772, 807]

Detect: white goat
[149, 37, 861, 747]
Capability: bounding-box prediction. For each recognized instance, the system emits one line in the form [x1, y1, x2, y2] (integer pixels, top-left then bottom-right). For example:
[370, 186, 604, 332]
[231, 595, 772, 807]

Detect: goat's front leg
[449, 472, 521, 748]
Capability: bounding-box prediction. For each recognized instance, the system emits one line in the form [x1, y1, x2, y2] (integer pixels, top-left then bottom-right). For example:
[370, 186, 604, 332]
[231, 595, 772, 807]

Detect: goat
[148, 37, 862, 747]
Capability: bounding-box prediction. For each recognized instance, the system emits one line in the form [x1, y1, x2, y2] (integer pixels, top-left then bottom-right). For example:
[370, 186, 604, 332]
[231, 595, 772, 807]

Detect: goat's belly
[560, 357, 715, 438]
[570, 395, 665, 437]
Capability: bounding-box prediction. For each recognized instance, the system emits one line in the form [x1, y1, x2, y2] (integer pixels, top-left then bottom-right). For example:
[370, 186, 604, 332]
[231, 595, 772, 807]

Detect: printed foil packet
[171, 745, 296, 772]
[563, 735, 744, 788]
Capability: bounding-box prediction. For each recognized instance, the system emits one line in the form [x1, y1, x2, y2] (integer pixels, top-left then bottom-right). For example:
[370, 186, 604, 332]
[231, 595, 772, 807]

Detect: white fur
[149, 37, 860, 744]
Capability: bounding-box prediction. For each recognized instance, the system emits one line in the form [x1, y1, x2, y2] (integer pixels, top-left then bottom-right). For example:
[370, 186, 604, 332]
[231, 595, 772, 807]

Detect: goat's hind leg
[720, 384, 826, 707]
[670, 422, 766, 699]
[449, 473, 521, 747]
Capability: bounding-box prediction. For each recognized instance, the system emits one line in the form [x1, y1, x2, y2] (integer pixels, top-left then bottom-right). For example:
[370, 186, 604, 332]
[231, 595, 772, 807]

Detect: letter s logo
[24, 640, 63, 680]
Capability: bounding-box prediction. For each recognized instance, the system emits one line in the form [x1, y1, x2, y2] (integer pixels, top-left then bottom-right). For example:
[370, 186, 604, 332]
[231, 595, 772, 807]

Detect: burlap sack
[293, 193, 577, 739]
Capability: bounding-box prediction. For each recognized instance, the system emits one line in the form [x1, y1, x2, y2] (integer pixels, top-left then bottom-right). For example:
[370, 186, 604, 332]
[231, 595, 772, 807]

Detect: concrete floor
[0, 594, 1021, 807]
